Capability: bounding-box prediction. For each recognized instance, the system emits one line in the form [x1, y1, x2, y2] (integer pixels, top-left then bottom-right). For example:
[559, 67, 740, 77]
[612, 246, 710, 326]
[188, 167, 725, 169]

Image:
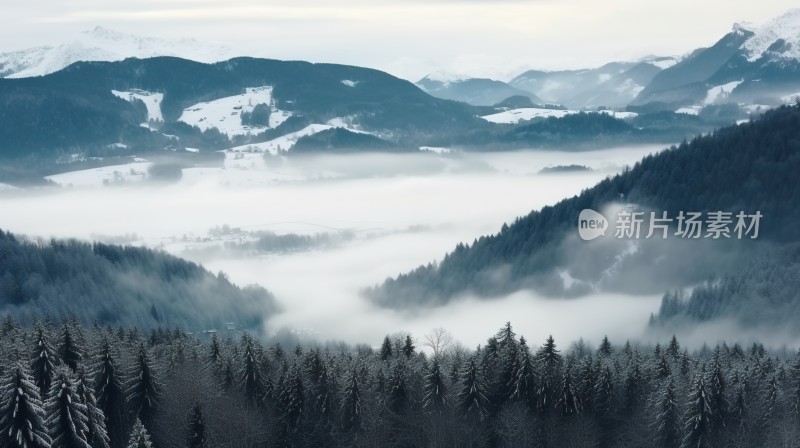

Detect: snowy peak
[743, 8, 800, 62]
[1, 27, 233, 78]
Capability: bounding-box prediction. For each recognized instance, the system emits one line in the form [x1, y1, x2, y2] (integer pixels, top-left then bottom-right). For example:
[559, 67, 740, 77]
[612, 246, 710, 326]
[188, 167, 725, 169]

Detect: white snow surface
[4, 26, 232, 78]
[645, 57, 680, 70]
[226, 124, 335, 157]
[480, 108, 637, 124]
[178, 86, 291, 137]
[676, 106, 702, 115]
[45, 162, 152, 188]
[742, 9, 800, 62]
[341, 80, 359, 87]
[111, 89, 164, 122]
[703, 80, 743, 105]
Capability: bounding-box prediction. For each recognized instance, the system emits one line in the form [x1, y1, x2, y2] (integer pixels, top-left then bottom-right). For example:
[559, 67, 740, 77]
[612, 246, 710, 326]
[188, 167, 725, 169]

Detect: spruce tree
[0, 364, 51, 448]
[681, 374, 712, 448]
[76, 371, 110, 448]
[380, 336, 393, 361]
[510, 336, 537, 412]
[387, 363, 408, 415]
[340, 370, 362, 432]
[47, 367, 92, 448]
[125, 419, 152, 448]
[458, 359, 489, 421]
[556, 364, 581, 417]
[402, 335, 415, 359]
[94, 342, 125, 448]
[239, 337, 264, 406]
[655, 377, 681, 448]
[186, 403, 208, 448]
[31, 327, 56, 399]
[423, 358, 448, 413]
[58, 324, 83, 372]
[125, 345, 159, 431]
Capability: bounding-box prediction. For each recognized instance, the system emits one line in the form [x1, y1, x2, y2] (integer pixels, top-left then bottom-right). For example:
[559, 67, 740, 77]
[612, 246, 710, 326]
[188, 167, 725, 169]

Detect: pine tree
[47, 367, 92, 448]
[125, 419, 152, 448]
[510, 336, 537, 412]
[655, 377, 681, 448]
[125, 345, 159, 431]
[0, 364, 51, 448]
[94, 341, 125, 448]
[239, 336, 264, 406]
[76, 371, 110, 448]
[387, 363, 408, 415]
[380, 336, 393, 361]
[681, 374, 712, 448]
[556, 364, 581, 417]
[186, 403, 208, 448]
[340, 370, 362, 432]
[402, 335, 415, 359]
[458, 359, 489, 421]
[31, 327, 56, 399]
[423, 358, 448, 413]
[58, 324, 83, 372]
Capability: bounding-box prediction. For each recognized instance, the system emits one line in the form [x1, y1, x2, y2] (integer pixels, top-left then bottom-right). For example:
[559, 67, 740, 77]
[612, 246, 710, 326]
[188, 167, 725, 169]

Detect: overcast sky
[2, 0, 797, 80]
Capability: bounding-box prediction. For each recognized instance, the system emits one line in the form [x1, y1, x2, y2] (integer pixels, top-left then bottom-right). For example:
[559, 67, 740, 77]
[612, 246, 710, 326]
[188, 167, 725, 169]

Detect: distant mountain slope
[633, 9, 800, 109]
[0, 56, 484, 158]
[367, 104, 800, 308]
[509, 57, 677, 108]
[0, 229, 277, 329]
[416, 74, 542, 106]
[0, 26, 232, 78]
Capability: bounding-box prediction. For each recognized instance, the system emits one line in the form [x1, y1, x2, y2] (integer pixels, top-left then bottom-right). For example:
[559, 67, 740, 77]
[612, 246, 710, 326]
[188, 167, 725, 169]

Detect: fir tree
[31, 327, 56, 399]
[340, 370, 362, 432]
[556, 365, 580, 417]
[58, 324, 83, 372]
[458, 359, 489, 421]
[387, 363, 408, 415]
[239, 336, 264, 406]
[125, 345, 159, 431]
[682, 373, 712, 448]
[655, 377, 681, 448]
[76, 371, 110, 448]
[380, 336, 393, 361]
[47, 367, 92, 448]
[186, 403, 208, 448]
[510, 336, 537, 412]
[94, 341, 125, 448]
[125, 419, 152, 448]
[423, 358, 448, 413]
[0, 364, 51, 448]
[598, 335, 613, 357]
[402, 334, 415, 359]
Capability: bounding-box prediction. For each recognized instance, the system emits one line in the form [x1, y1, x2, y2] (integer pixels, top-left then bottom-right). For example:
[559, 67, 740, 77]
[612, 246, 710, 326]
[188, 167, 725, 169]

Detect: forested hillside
[0, 319, 797, 447]
[369, 103, 800, 307]
[0, 229, 277, 329]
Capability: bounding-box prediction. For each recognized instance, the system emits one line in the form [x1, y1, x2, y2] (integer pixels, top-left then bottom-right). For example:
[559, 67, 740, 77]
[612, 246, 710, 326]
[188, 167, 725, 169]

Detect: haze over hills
[0, 26, 232, 78]
[368, 104, 800, 333]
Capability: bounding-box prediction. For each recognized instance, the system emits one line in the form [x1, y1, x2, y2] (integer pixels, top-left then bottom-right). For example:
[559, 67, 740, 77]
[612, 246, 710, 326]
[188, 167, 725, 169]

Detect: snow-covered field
[703, 80, 743, 105]
[178, 86, 292, 137]
[227, 124, 335, 157]
[481, 108, 637, 124]
[112, 89, 164, 122]
[45, 162, 152, 188]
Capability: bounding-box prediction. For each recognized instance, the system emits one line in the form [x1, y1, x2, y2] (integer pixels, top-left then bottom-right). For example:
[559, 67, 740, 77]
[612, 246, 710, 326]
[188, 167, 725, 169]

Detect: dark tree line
[0, 229, 277, 330]
[2, 318, 800, 447]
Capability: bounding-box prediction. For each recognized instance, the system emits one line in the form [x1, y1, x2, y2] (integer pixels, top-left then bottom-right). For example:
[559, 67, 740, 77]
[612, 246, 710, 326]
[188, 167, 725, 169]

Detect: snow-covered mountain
[0, 26, 232, 78]
[509, 56, 679, 109]
[633, 9, 800, 109]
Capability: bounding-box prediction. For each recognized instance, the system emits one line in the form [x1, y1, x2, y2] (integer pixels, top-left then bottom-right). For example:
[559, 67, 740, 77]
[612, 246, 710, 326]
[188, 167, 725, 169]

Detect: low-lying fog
[1, 146, 671, 348]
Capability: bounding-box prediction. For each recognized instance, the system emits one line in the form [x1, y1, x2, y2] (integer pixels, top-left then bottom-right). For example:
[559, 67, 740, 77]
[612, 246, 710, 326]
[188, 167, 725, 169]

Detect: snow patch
[45, 162, 152, 188]
[742, 9, 800, 62]
[341, 80, 359, 87]
[480, 108, 636, 124]
[703, 80, 743, 105]
[178, 86, 291, 138]
[226, 124, 334, 157]
[112, 89, 164, 122]
[420, 146, 451, 154]
[676, 106, 702, 115]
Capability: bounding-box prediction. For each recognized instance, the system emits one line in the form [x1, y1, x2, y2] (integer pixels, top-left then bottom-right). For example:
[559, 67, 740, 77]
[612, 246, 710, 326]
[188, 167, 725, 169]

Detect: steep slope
[368, 104, 800, 308]
[0, 229, 278, 329]
[0, 26, 232, 78]
[633, 9, 800, 109]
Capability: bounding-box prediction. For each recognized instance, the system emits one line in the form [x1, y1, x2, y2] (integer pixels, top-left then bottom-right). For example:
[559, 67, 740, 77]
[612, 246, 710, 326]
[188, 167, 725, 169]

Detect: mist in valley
[0, 145, 740, 349]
